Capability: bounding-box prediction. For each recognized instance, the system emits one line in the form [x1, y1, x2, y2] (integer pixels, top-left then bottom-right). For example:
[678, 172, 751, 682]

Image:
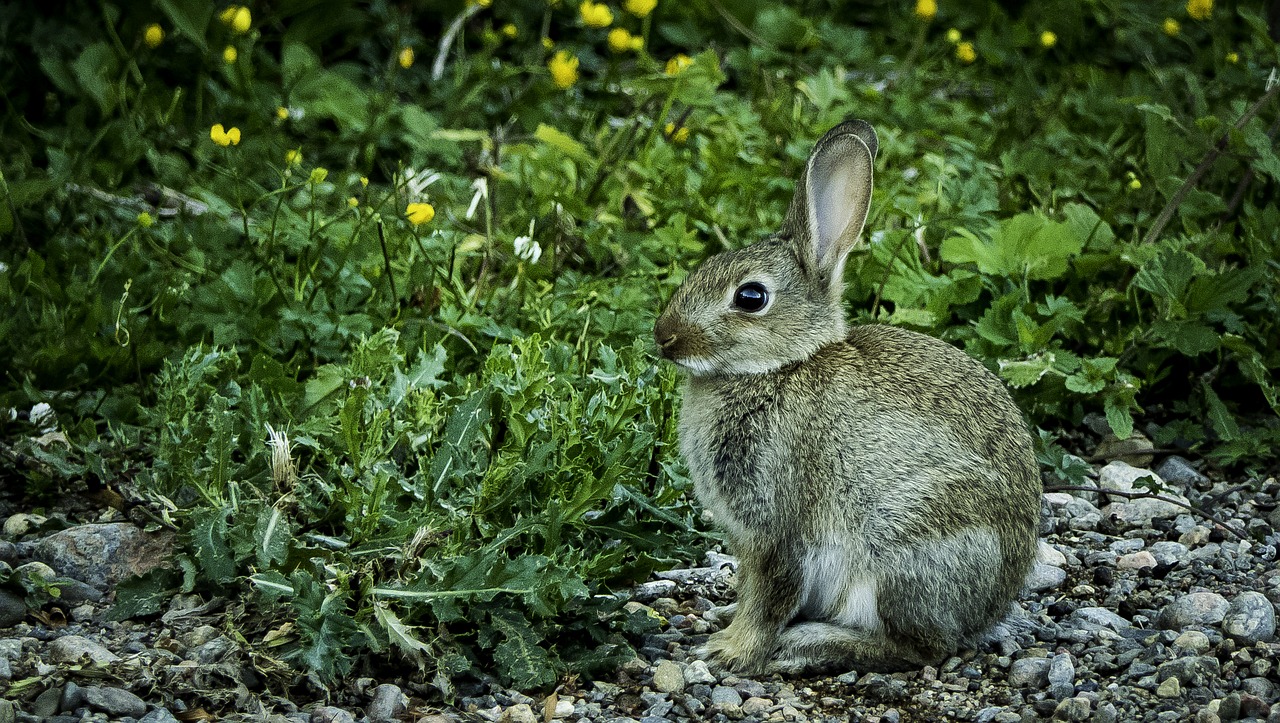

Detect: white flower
[513, 219, 542, 263]
[466, 177, 488, 221]
[266, 423, 297, 488]
[30, 402, 57, 432]
[402, 167, 441, 200]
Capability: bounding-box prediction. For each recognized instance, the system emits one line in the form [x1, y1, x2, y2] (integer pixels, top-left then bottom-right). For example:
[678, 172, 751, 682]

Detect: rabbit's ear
[782, 121, 876, 286]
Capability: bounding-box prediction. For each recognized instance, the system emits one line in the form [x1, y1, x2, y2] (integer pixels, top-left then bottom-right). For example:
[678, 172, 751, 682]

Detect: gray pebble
[1157, 656, 1221, 687]
[1009, 657, 1050, 687]
[496, 705, 536, 723]
[711, 685, 742, 707]
[1154, 456, 1208, 488]
[1071, 607, 1131, 630]
[48, 635, 120, 666]
[1159, 592, 1230, 629]
[1148, 541, 1189, 567]
[683, 659, 716, 685]
[735, 679, 767, 698]
[1222, 591, 1276, 644]
[83, 686, 147, 718]
[310, 706, 356, 723]
[1025, 564, 1067, 593]
[59, 681, 83, 712]
[33, 688, 61, 719]
[139, 709, 181, 723]
[742, 697, 773, 715]
[652, 659, 685, 693]
[0, 590, 25, 628]
[1053, 695, 1091, 721]
[366, 684, 408, 723]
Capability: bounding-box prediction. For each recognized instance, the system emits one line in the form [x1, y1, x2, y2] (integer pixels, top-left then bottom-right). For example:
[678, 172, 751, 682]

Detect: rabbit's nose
[654, 318, 679, 355]
[656, 331, 678, 349]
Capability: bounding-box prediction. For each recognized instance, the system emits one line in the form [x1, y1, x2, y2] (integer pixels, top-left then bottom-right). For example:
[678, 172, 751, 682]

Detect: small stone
[60, 681, 83, 712]
[652, 660, 685, 694]
[3, 513, 46, 537]
[1093, 702, 1119, 723]
[0, 590, 24, 628]
[1047, 653, 1075, 699]
[496, 704, 537, 723]
[0, 699, 16, 723]
[366, 684, 408, 723]
[1117, 551, 1157, 570]
[1238, 692, 1271, 718]
[1157, 656, 1221, 687]
[742, 697, 772, 716]
[684, 660, 717, 685]
[1180, 526, 1212, 546]
[310, 707, 356, 723]
[1071, 607, 1131, 630]
[1038, 541, 1067, 567]
[48, 635, 120, 667]
[33, 688, 61, 719]
[1052, 696, 1091, 721]
[1009, 657, 1051, 687]
[712, 686, 743, 707]
[1025, 563, 1067, 593]
[631, 580, 678, 602]
[1172, 630, 1212, 654]
[1156, 677, 1181, 698]
[735, 679, 767, 698]
[1154, 456, 1209, 488]
[1159, 592, 1231, 630]
[1222, 591, 1276, 644]
[83, 686, 147, 718]
[1148, 541, 1189, 567]
[139, 710, 181, 723]
[553, 699, 574, 718]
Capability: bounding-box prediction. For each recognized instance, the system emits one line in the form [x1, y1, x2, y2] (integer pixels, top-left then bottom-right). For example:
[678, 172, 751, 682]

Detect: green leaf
[535, 124, 594, 166]
[190, 509, 236, 584]
[1151, 320, 1219, 356]
[1202, 384, 1240, 441]
[940, 213, 1084, 280]
[489, 608, 557, 689]
[373, 604, 432, 664]
[109, 568, 180, 620]
[999, 355, 1054, 388]
[1132, 248, 1205, 305]
[1103, 396, 1134, 439]
[156, 0, 213, 52]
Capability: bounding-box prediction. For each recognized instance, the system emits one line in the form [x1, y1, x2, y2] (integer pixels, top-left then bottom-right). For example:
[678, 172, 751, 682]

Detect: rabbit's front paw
[700, 626, 771, 675]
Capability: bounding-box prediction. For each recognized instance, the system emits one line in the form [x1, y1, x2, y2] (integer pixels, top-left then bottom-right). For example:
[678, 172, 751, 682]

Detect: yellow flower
[285, 149, 302, 165]
[223, 45, 238, 64]
[542, 37, 555, 49]
[308, 168, 328, 185]
[137, 212, 155, 228]
[210, 124, 241, 147]
[955, 41, 975, 64]
[360, 176, 369, 188]
[219, 6, 239, 23]
[1163, 18, 1180, 36]
[1040, 30, 1056, 48]
[580, 0, 613, 27]
[347, 197, 359, 208]
[665, 53, 692, 75]
[276, 106, 289, 120]
[143, 24, 164, 48]
[230, 6, 251, 33]
[624, 0, 656, 17]
[406, 202, 435, 226]
[548, 50, 579, 89]
[630, 35, 643, 51]
[502, 23, 518, 39]
[398, 47, 415, 68]
[1226, 51, 1239, 64]
[914, 0, 936, 22]
[1186, 0, 1212, 21]
[608, 28, 635, 53]
[664, 122, 689, 143]
[945, 28, 961, 43]
[1128, 178, 1142, 190]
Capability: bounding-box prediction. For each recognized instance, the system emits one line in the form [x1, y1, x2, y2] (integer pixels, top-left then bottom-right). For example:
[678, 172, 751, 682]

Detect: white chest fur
[798, 542, 882, 631]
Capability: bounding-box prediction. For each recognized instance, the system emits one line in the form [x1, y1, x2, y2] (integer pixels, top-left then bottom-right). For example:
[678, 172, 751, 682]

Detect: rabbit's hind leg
[767, 622, 927, 675]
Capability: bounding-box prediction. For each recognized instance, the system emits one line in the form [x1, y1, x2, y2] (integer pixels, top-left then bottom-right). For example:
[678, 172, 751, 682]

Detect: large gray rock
[34, 523, 174, 591]
[1223, 591, 1276, 644]
[1159, 592, 1230, 630]
[83, 686, 147, 718]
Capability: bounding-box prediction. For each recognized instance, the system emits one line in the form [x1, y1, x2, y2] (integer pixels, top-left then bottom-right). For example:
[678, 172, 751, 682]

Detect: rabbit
[652, 119, 1041, 676]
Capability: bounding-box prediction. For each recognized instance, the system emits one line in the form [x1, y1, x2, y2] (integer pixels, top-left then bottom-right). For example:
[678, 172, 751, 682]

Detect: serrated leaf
[249, 571, 294, 602]
[999, 356, 1054, 388]
[428, 388, 493, 500]
[1132, 248, 1205, 304]
[374, 604, 431, 663]
[190, 509, 236, 584]
[109, 568, 180, 620]
[1151, 320, 1219, 356]
[489, 608, 557, 689]
[1104, 396, 1134, 439]
[1202, 384, 1240, 441]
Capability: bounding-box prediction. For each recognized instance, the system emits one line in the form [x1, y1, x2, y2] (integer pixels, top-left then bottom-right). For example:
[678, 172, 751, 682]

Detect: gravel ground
[2, 455, 1279, 723]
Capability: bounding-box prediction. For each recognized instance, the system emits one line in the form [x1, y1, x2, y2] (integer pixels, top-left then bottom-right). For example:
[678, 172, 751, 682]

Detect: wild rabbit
[653, 120, 1041, 675]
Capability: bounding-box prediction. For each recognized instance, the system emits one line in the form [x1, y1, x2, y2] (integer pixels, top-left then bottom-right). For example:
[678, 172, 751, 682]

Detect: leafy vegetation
[2, 0, 1278, 693]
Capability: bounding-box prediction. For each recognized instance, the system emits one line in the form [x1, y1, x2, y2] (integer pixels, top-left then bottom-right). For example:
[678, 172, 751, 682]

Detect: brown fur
[654, 120, 1040, 675]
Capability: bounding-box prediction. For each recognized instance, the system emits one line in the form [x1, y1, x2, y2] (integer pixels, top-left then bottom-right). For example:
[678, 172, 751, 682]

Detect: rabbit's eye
[733, 282, 769, 312]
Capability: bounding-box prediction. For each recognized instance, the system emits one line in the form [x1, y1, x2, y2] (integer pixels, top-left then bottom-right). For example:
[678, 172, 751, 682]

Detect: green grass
[1, 0, 1278, 693]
